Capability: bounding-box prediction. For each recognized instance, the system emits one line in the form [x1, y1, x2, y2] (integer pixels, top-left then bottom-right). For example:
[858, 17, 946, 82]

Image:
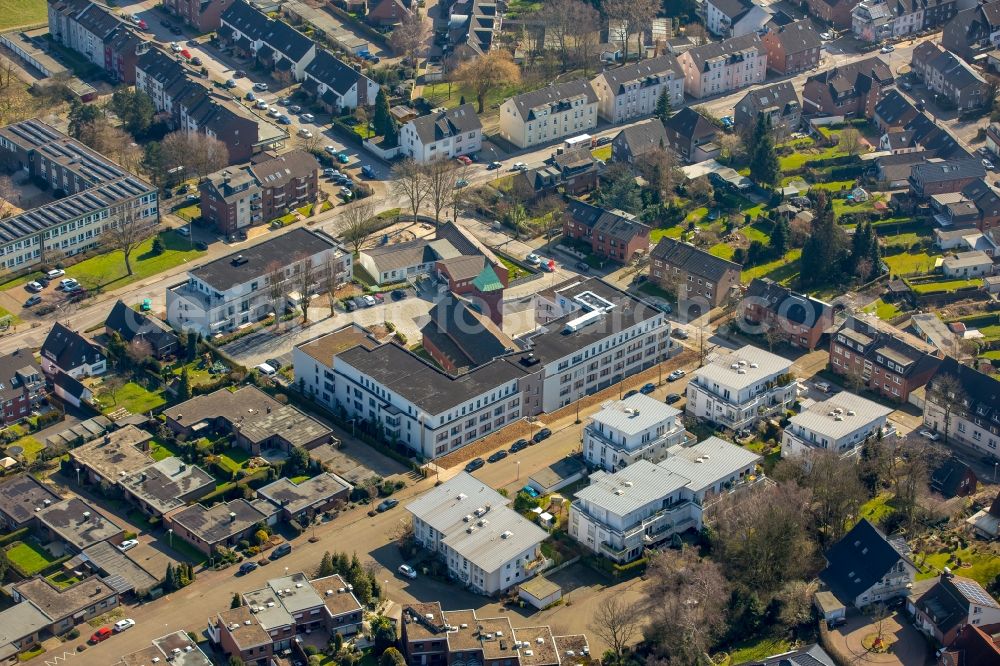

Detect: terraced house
[590, 55, 684, 123]
[47, 0, 143, 83]
[499, 80, 598, 149]
[0, 119, 157, 272]
[218, 0, 315, 81]
[676, 33, 767, 99]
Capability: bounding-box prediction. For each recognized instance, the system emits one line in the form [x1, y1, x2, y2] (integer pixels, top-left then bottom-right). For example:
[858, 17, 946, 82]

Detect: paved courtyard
[829, 611, 932, 665]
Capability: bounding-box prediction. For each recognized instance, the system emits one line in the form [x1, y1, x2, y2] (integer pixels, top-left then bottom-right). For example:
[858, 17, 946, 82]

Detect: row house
[399, 104, 482, 163]
[853, 0, 957, 42]
[830, 314, 942, 402]
[47, 0, 142, 83]
[879, 111, 971, 159]
[942, 1, 1000, 61]
[199, 149, 320, 235]
[163, 0, 234, 32]
[218, 0, 315, 82]
[910, 158, 987, 198]
[912, 41, 991, 111]
[761, 20, 823, 75]
[562, 198, 650, 264]
[805, 0, 864, 29]
[930, 179, 1000, 230]
[513, 148, 598, 198]
[923, 356, 1000, 461]
[498, 79, 598, 149]
[135, 47, 286, 163]
[301, 49, 379, 113]
[741, 277, 832, 350]
[0, 350, 45, 426]
[705, 0, 772, 38]
[802, 57, 894, 118]
[591, 55, 684, 124]
[676, 33, 767, 99]
[733, 81, 802, 139]
[0, 119, 157, 272]
[649, 237, 741, 309]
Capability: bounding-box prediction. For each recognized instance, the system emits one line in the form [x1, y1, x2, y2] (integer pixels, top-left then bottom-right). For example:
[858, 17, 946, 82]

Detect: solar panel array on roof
[951, 577, 999, 607]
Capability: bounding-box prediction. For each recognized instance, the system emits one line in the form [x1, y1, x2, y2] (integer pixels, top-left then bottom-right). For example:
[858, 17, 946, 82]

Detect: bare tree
[0, 81, 36, 126]
[537, 0, 591, 70]
[339, 199, 378, 255]
[925, 373, 966, 445]
[126, 338, 154, 367]
[452, 51, 521, 113]
[573, 8, 602, 75]
[800, 450, 867, 545]
[298, 131, 324, 153]
[425, 159, 460, 225]
[0, 175, 18, 219]
[107, 206, 156, 276]
[590, 596, 640, 660]
[389, 11, 429, 60]
[324, 252, 343, 317]
[297, 257, 313, 324]
[602, 0, 657, 64]
[266, 261, 288, 327]
[839, 127, 862, 156]
[636, 148, 678, 201]
[99, 375, 126, 407]
[161, 131, 230, 180]
[392, 159, 430, 220]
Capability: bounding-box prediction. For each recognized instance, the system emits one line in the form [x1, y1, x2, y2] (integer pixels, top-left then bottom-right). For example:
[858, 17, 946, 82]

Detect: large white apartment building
[590, 55, 684, 124]
[570, 437, 761, 562]
[781, 391, 894, 457]
[166, 228, 350, 336]
[676, 33, 767, 99]
[685, 344, 795, 432]
[584, 393, 689, 471]
[498, 79, 598, 149]
[406, 473, 548, 595]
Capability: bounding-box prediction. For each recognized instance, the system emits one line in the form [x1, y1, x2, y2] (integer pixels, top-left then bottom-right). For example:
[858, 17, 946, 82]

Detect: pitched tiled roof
[683, 33, 762, 73]
[664, 107, 717, 142]
[820, 519, 913, 604]
[506, 79, 597, 122]
[771, 19, 823, 54]
[615, 119, 668, 156]
[806, 57, 893, 99]
[597, 54, 682, 94]
[407, 104, 481, 145]
[650, 237, 740, 282]
[41, 323, 105, 373]
[745, 278, 830, 327]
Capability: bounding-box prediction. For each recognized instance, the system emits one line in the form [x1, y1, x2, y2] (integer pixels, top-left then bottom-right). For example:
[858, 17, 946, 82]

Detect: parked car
[234, 70, 246, 78]
[290, 105, 303, 114]
[900, 80, 913, 91]
[373, 292, 384, 303]
[46, 269, 65, 279]
[820, 31, 832, 40]
[267, 108, 280, 118]
[68, 289, 88, 303]
[337, 152, 350, 164]
[667, 370, 686, 382]
[225, 79, 237, 88]
[511, 162, 527, 171]
[25, 281, 43, 293]
[525, 253, 541, 265]
[376, 498, 399, 512]
[487, 161, 502, 170]
[596, 135, 613, 145]
[176, 226, 191, 237]
[984, 159, 995, 171]
[113, 619, 135, 633]
[919, 429, 941, 441]
[509, 438, 529, 453]
[278, 115, 292, 125]
[24, 295, 41, 307]
[576, 261, 590, 273]
[464, 458, 485, 472]
[324, 167, 339, 177]
[253, 82, 269, 91]
[455, 178, 469, 188]
[269, 542, 292, 560]
[362, 164, 376, 178]
[521, 485, 539, 498]
[324, 145, 338, 155]
[59, 278, 79, 291]
[238, 561, 258, 575]
[265, 358, 283, 371]
[256, 362, 277, 376]
[639, 383, 656, 395]
[665, 393, 682, 405]
[170, 42, 181, 52]
[297, 128, 313, 138]
[190, 56, 202, 66]
[117, 539, 139, 553]
[344, 299, 357, 312]
[880, 44, 894, 53]
[815, 381, 832, 392]
[656, 302, 672, 314]
[362, 295, 376, 307]
[623, 389, 639, 398]
[456, 155, 472, 165]
[532, 428, 552, 443]
[391, 289, 406, 301]
[89, 628, 112, 644]
[670, 329, 688, 339]
[487, 450, 508, 463]
[301, 112, 315, 122]
[398, 564, 417, 579]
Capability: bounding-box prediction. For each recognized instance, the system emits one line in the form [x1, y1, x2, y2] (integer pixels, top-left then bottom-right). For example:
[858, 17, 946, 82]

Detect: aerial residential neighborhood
[0, 0, 999, 664]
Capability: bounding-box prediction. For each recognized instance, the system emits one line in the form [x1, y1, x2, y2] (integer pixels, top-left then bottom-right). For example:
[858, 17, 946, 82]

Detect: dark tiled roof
[911, 159, 986, 184]
[507, 79, 597, 122]
[407, 104, 481, 145]
[168, 499, 270, 546]
[650, 237, 740, 282]
[745, 278, 830, 327]
[53, 371, 88, 399]
[745, 643, 836, 666]
[247, 149, 319, 189]
[664, 107, 717, 143]
[40, 323, 105, 374]
[737, 81, 801, 118]
[0, 349, 42, 404]
[928, 356, 1000, 431]
[710, 0, 757, 20]
[421, 296, 515, 369]
[806, 57, 893, 99]
[597, 54, 682, 94]
[683, 33, 762, 72]
[819, 519, 912, 603]
[190, 228, 336, 292]
[304, 50, 369, 95]
[771, 20, 823, 54]
[931, 457, 976, 498]
[221, 0, 312, 61]
[875, 89, 917, 126]
[614, 119, 668, 156]
[105, 300, 178, 352]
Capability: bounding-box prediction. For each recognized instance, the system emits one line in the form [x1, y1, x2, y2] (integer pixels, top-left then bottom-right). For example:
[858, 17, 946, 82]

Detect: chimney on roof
[82, 511, 91, 521]
[229, 512, 237, 522]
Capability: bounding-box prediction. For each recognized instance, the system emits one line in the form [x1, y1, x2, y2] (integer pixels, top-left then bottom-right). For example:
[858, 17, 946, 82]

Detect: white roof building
[584, 394, 688, 471]
[781, 391, 893, 457]
[658, 436, 762, 498]
[406, 473, 547, 595]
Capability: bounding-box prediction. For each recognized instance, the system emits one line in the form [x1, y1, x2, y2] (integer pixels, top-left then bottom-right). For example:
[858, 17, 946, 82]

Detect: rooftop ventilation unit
[501, 530, 514, 539]
[750, 363, 759, 368]
[564, 309, 603, 333]
[461, 624, 469, 629]
[623, 480, 633, 487]
[737, 369, 747, 374]
[457, 493, 467, 500]
[574, 290, 615, 312]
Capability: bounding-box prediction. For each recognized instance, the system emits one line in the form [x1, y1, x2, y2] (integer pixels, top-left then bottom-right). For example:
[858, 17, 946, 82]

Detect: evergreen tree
[151, 236, 165, 255]
[383, 120, 399, 148]
[188, 562, 196, 582]
[800, 192, 845, 287]
[318, 551, 335, 577]
[186, 333, 198, 361]
[655, 88, 672, 124]
[228, 657, 245, 666]
[459, 95, 466, 106]
[335, 551, 351, 574]
[371, 616, 398, 656]
[178, 367, 192, 401]
[333, 632, 344, 653]
[372, 89, 394, 138]
[164, 563, 176, 591]
[350, 552, 362, 571]
[231, 592, 243, 608]
[770, 218, 789, 257]
[380, 648, 407, 666]
[748, 114, 780, 187]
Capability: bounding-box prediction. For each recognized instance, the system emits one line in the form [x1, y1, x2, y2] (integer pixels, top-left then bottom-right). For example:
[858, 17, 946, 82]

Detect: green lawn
[742, 249, 802, 283]
[722, 637, 794, 665]
[832, 199, 876, 217]
[650, 226, 685, 242]
[709, 243, 735, 260]
[5, 434, 45, 462]
[98, 381, 166, 415]
[918, 546, 1000, 585]
[62, 230, 206, 292]
[684, 206, 709, 225]
[175, 206, 200, 222]
[217, 447, 251, 474]
[499, 257, 529, 281]
[779, 143, 849, 171]
[639, 282, 673, 300]
[0, 0, 48, 31]
[809, 180, 858, 193]
[859, 492, 896, 525]
[909, 278, 983, 295]
[591, 145, 611, 161]
[423, 80, 525, 114]
[5, 541, 58, 576]
[884, 250, 938, 275]
[149, 439, 180, 462]
[46, 571, 80, 589]
[862, 298, 902, 321]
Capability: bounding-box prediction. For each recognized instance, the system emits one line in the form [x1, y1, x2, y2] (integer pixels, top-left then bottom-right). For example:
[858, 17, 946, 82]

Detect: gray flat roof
[658, 437, 761, 493]
[0, 474, 61, 526]
[787, 392, 893, 441]
[441, 505, 547, 573]
[257, 472, 351, 515]
[693, 344, 793, 392]
[575, 460, 691, 516]
[37, 497, 124, 550]
[82, 542, 158, 593]
[590, 394, 679, 436]
[406, 472, 510, 535]
[0, 601, 49, 645]
[120, 457, 215, 515]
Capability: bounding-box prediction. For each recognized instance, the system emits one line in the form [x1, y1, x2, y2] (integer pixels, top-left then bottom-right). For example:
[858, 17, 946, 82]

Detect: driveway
[829, 611, 932, 665]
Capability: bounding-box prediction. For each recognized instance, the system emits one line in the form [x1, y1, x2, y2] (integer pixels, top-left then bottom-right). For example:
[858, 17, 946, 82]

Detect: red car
[89, 627, 112, 644]
[456, 155, 472, 165]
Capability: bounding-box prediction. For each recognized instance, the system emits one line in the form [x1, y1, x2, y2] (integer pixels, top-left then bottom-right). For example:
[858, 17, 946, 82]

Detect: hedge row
[0, 527, 29, 548]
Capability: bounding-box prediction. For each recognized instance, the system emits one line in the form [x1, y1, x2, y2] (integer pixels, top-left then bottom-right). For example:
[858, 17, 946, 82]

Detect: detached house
[40, 323, 105, 378]
[734, 81, 802, 139]
[498, 80, 598, 149]
[677, 33, 767, 99]
[742, 277, 832, 350]
[400, 104, 482, 163]
[591, 54, 684, 123]
[663, 108, 721, 163]
[761, 20, 823, 74]
[649, 237, 740, 308]
[104, 300, 179, 359]
[705, 0, 772, 37]
[819, 518, 917, 608]
[910, 575, 1000, 646]
[563, 199, 650, 264]
[805, 0, 865, 29]
[611, 119, 668, 164]
[0, 350, 45, 426]
[912, 41, 990, 111]
[802, 57, 894, 118]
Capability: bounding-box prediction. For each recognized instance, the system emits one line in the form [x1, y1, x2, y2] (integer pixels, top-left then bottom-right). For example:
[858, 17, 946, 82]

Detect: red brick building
[649, 238, 740, 309]
[563, 199, 650, 264]
[0, 349, 45, 426]
[742, 278, 833, 350]
[162, 0, 235, 32]
[829, 315, 942, 402]
[802, 57, 894, 118]
[804, 0, 863, 29]
[761, 20, 822, 74]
